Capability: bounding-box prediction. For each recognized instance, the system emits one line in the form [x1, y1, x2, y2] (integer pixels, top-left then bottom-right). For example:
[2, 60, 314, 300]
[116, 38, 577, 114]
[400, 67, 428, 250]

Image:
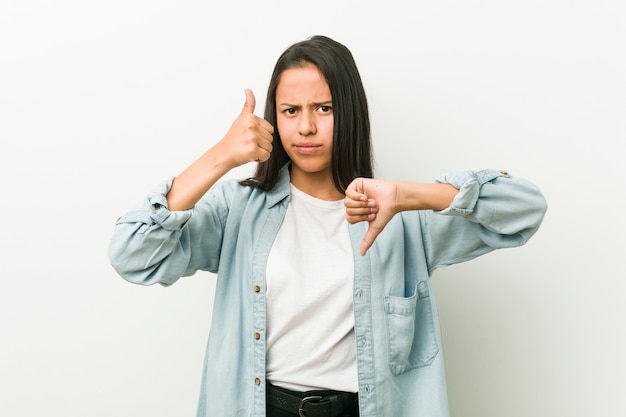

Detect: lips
[294, 142, 321, 154]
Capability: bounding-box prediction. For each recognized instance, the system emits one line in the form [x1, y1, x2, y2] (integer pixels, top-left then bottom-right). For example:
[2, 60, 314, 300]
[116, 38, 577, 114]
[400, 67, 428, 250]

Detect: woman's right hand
[166, 90, 274, 211]
[218, 89, 274, 169]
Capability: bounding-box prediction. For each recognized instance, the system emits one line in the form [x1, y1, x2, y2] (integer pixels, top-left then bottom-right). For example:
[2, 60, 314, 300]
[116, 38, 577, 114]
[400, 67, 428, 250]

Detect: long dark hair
[240, 35, 373, 193]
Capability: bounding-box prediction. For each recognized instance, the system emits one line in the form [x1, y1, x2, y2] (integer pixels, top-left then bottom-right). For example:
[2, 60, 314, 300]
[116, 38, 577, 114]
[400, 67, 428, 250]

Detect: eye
[283, 108, 297, 115]
[319, 105, 332, 113]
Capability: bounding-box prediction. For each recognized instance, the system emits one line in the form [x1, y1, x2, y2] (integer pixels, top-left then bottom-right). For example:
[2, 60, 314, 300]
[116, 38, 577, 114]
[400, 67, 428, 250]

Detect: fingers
[345, 180, 377, 223]
[344, 177, 395, 256]
[241, 90, 273, 138]
[257, 118, 274, 138]
[238, 89, 274, 162]
[344, 181, 377, 255]
[254, 117, 274, 162]
[359, 228, 380, 256]
[241, 89, 256, 116]
[345, 200, 377, 223]
[345, 178, 365, 199]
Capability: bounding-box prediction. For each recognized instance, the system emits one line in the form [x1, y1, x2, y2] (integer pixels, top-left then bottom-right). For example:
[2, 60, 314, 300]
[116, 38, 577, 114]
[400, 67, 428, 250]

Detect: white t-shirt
[265, 184, 357, 392]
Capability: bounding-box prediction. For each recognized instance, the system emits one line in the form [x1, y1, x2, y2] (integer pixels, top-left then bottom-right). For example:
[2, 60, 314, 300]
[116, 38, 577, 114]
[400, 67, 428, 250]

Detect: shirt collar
[265, 163, 292, 208]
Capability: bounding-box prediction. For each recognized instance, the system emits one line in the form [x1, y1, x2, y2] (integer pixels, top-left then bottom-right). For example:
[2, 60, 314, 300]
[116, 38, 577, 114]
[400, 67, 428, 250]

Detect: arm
[167, 89, 274, 211]
[108, 179, 237, 286]
[345, 170, 547, 257]
[345, 178, 459, 256]
[109, 90, 274, 285]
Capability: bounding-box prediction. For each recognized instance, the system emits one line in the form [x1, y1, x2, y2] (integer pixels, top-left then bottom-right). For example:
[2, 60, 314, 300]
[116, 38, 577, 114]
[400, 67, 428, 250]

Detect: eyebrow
[278, 100, 333, 108]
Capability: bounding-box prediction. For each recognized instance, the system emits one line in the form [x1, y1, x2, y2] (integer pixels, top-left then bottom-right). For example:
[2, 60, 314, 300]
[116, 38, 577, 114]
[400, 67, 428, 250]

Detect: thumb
[359, 225, 380, 256]
[241, 89, 256, 115]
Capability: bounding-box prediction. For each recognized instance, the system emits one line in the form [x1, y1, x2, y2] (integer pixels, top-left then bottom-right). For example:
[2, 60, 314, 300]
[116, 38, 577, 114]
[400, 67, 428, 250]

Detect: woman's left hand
[344, 178, 399, 256]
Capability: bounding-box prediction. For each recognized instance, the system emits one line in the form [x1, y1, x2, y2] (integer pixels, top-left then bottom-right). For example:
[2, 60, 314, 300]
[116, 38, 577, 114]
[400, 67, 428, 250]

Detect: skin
[166, 65, 459, 256]
[165, 89, 274, 211]
[345, 178, 458, 256]
[275, 64, 340, 201]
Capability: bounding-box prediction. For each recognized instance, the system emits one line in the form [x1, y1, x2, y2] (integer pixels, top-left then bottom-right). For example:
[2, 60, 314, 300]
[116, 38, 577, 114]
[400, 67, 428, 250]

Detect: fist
[345, 178, 399, 256]
[222, 89, 274, 167]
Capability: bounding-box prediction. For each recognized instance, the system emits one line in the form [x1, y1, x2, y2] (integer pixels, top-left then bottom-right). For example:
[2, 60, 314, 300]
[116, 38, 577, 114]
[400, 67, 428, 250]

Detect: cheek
[276, 114, 293, 134]
[276, 120, 290, 150]
[320, 117, 334, 138]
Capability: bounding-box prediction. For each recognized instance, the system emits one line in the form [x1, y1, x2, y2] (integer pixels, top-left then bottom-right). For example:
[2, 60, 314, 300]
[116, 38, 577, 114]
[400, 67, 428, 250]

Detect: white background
[1, 1, 624, 416]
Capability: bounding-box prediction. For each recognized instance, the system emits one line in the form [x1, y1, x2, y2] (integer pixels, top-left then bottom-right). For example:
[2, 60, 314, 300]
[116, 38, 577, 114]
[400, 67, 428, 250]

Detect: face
[275, 64, 334, 184]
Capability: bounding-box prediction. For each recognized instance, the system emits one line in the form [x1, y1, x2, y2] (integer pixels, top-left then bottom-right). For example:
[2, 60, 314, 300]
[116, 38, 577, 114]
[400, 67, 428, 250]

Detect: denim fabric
[109, 165, 547, 417]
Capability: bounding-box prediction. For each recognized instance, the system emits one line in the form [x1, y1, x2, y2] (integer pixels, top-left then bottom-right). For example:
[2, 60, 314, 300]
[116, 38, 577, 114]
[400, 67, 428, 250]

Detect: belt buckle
[298, 395, 323, 417]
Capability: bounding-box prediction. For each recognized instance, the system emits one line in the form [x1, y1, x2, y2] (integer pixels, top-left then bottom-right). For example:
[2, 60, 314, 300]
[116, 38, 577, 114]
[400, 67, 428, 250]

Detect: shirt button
[500, 170, 508, 175]
[254, 332, 261, 340]
[255, 378, 261, 385]
[253, 285, 261, 293]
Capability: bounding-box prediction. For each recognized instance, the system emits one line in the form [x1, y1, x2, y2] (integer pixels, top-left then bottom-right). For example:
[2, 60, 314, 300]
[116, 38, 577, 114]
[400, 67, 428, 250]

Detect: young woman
[109, 35, 547, 417]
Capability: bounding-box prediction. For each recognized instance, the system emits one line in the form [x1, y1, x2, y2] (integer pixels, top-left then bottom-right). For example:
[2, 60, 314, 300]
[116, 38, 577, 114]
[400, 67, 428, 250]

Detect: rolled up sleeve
[424, 169, 548, 271]
[108, 177, 210, 287]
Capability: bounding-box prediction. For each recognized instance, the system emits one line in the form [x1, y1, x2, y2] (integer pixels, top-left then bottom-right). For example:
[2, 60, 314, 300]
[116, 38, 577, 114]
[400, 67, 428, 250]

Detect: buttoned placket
[251, 193, 289, 415]
[349, 222, 374, 417]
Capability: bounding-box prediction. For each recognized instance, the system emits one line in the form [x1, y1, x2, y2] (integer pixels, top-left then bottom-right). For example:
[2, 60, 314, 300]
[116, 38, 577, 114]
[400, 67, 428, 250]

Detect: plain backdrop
[1, 1, 624, 416]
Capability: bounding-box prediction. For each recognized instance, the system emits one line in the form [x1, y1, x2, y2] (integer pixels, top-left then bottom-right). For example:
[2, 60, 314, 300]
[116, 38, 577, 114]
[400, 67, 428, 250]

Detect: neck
[290, 169, 344, 201]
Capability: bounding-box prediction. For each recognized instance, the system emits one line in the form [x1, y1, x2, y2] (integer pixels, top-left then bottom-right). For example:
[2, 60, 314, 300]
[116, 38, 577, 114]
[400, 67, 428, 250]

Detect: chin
[295, 159, 329, 170]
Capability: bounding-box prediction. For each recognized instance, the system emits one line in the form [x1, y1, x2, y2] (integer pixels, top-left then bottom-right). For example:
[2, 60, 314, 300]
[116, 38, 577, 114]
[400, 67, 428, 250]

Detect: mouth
[294, 143, 322, 154]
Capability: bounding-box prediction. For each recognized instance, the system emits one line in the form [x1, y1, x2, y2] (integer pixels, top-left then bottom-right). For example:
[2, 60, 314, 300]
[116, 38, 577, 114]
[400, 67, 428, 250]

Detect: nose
[298, 112, 317, 136]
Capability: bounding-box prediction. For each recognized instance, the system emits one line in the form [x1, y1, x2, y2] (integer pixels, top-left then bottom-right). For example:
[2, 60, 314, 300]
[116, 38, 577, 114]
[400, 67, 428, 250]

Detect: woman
[109, 35, 547, 417]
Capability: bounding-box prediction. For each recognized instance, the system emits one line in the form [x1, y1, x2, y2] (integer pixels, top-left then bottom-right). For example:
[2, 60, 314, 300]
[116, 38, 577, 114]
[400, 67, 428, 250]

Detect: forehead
[276, 64, 331, 101]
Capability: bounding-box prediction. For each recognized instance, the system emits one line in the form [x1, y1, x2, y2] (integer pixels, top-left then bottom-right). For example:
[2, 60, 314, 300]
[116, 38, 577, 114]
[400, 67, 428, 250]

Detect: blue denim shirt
[108, 166, 547, 417]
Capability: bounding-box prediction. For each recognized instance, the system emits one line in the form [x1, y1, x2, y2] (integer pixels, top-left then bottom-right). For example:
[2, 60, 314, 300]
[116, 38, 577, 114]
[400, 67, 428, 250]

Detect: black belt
[266, 382, 359, 417]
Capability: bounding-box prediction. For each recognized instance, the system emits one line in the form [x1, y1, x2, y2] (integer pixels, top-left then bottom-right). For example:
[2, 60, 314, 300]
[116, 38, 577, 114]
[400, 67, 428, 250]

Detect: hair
[239, 35, 373, 193]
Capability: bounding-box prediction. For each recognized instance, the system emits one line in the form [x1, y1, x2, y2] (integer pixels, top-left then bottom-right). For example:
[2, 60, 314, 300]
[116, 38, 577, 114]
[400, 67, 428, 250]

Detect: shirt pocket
[383, 280, 439, 375]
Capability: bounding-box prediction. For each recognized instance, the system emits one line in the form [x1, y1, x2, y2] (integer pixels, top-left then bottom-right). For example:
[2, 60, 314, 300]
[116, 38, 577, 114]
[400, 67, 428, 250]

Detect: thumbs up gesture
[220, 89, 275, 168]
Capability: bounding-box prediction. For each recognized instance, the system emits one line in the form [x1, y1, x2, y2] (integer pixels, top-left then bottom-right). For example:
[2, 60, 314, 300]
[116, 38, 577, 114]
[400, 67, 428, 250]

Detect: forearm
[395, 182, 459, 213]
[167, 142, 234, 211]
[167, 90, 274, 211]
